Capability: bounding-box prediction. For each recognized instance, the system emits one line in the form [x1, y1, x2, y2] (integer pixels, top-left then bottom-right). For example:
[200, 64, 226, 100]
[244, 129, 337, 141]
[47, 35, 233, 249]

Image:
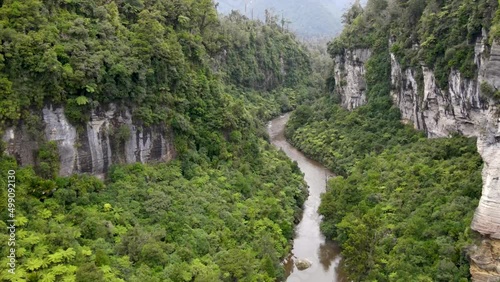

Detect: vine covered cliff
[331, 0, 500, 279]
[286, 0, 500, 280]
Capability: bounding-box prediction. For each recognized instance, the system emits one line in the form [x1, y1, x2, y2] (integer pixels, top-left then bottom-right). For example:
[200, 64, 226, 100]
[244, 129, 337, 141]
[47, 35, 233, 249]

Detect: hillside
[216, 0, 353, 38]
[0, 1, 312, 281]
[286, 0, 500, 280]
[2, 0, 499, 281]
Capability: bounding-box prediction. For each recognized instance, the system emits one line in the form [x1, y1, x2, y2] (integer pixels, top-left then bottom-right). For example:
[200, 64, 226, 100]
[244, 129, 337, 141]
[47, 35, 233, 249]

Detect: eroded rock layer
[338, 32, 500, 280]
[3, 104, 175, 177]
[391, 36, 500, 280]
[333, 48, 371, 110]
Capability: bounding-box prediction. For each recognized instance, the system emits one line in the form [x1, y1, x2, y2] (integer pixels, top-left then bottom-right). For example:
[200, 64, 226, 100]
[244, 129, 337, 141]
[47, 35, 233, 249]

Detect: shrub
[480, 81, 500, 99]
[36, 141, 60, 179]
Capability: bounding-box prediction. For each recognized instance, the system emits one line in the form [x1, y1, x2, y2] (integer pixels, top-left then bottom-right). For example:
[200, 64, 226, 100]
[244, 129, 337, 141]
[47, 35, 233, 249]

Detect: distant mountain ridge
[216, 0, 357, 38]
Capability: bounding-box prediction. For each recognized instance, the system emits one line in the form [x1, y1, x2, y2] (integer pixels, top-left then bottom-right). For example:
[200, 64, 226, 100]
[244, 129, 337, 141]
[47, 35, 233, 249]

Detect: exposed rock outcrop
[389, 35, 492, 138]
[336, 32, 500, 280]
[3, 104, 176, 177]
[295, 258, 312, 271]
[333, 48, 371, 110]
[469, 238, 500, 281]
[388, 33, 500, 281]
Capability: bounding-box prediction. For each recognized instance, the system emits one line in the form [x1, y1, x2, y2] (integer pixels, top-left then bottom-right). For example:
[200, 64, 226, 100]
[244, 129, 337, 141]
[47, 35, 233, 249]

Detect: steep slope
[334, 0, 500, 280]
[287, 0, 500, 280]
[0, 1, 311, 281]
[0, 1, 310, 176]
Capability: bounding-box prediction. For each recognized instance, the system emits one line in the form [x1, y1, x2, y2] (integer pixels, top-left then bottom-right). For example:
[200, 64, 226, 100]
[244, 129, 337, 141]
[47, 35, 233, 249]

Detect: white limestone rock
[3, 104, 176, 176]
[333, 48, 371, 110]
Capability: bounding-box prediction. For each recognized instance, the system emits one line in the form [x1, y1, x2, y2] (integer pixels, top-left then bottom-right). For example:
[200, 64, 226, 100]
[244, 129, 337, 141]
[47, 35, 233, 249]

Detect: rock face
[389, 38, 496, 138]
[333, 48, 371, 110]
[470, 238, 500, 281]
[3, 104, 176, 177]
[336, 32, 500, 280]
[389, 33, 500, 281]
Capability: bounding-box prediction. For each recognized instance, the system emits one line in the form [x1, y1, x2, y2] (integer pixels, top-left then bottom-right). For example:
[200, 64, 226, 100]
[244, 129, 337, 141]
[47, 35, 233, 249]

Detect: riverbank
[268, 113, 347, 282]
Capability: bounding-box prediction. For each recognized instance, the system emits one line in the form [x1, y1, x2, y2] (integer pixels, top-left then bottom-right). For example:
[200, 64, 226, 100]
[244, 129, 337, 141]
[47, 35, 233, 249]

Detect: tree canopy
[0, 0, 314, 281]
[285, 0, 490, 279]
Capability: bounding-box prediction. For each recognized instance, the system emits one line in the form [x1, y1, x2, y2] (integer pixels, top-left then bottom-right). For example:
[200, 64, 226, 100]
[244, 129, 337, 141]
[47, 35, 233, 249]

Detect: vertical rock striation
[333, 48, 371, 110]
[3, 104, 176, 177]
[389, 38, 491, 138]
[43, 106, 78, 176]
[336, 32, 500, 280]
[389, 33, 500, 280]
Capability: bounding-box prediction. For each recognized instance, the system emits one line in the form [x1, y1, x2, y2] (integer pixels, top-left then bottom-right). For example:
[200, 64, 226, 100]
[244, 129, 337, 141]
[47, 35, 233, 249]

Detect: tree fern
[75, 96, 89, 106]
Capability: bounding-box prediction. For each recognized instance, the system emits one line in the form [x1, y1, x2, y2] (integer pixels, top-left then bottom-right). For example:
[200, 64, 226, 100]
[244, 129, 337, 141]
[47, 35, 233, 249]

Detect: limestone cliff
[390, 34, 500, 280]
[389, 34, 498, 137]
[333, 48, 371, 110]
[2, 104, 176, 178]
[335, 32, 500, 280]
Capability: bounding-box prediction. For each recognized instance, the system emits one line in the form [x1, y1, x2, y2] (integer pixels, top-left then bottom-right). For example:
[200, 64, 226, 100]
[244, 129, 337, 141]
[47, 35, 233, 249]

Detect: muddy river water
[268, 113, 347, 282]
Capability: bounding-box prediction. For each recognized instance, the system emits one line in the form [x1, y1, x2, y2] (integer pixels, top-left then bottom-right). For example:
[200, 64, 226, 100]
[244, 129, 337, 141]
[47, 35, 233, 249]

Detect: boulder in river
[295, 258, 312, 270]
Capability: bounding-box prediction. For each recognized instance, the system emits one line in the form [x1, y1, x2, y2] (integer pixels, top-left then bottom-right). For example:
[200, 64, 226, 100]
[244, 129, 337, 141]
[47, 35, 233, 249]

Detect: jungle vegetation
[287, 98, 482, 281]
[285, 0, 490, 280]
[0, 0, 492, 281]
[0, 0, 313, 281]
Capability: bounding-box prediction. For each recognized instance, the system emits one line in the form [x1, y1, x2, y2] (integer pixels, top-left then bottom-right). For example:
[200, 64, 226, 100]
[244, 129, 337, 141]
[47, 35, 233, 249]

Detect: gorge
[286, 0, 500, 280]
[0, 1, 312, 281]
[330, 23, 500, 282]
[1, 0, 500, 281]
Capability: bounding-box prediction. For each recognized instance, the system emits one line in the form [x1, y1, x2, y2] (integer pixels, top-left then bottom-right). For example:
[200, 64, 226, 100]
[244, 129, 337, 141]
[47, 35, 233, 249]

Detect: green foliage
[327, 0, 386, 56]
[320, 137, 482, 281]
[491, 0, 500, 41]
[23, 112, 45, 142]
[36, 141, 60, 180]
[218, 11, 311, 92]
[111, 124, 132, 145]
[75, 263, 105, 282]
[287, 98, 482, 281]
[341, 2, 364, 25]
[0, 77, 20, 124]
[0, 136, 306, 281]
[287, 4, 486, 277]
[0, 2, 315, 281]
[75, 96, 89, 106]
[406, 0, 494, 87]
[330, 0, 498, 89]
[287, 98, 421, 177]
[480, 81, 500, 99]
[0, 0, 309, 132]
[287, 38, 417, 176]
[64, 98, 90, 125]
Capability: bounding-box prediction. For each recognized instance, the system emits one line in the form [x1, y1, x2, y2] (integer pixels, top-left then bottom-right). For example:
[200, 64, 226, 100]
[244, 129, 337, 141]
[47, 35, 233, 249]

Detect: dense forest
[285, 0, 497, 280]
[0, 141, 308, 281]
[287, 99, 482, 281]
[0, 0, 497, 281]
[329, 0, 498, 89]
[0, 0, 314, 281]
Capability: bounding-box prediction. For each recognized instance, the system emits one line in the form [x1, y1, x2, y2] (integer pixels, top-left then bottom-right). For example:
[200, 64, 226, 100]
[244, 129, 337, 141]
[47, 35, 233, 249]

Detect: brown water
[268, 113, 347, 282]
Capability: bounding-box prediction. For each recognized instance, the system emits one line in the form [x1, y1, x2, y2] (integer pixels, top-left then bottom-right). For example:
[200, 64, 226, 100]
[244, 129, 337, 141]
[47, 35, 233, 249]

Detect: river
[268, 113, 347, 282]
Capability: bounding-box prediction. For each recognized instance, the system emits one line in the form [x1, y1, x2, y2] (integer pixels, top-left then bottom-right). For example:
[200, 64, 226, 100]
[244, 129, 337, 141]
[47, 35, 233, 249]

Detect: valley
[1, 0, 500, 281]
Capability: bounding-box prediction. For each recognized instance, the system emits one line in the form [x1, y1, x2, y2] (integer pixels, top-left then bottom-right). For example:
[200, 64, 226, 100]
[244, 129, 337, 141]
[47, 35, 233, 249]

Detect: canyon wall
[2, 104, 176, 178]
[333, 48, 371, 110]
[335, 31, 500, 280]
[389, 33, 500, 281]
